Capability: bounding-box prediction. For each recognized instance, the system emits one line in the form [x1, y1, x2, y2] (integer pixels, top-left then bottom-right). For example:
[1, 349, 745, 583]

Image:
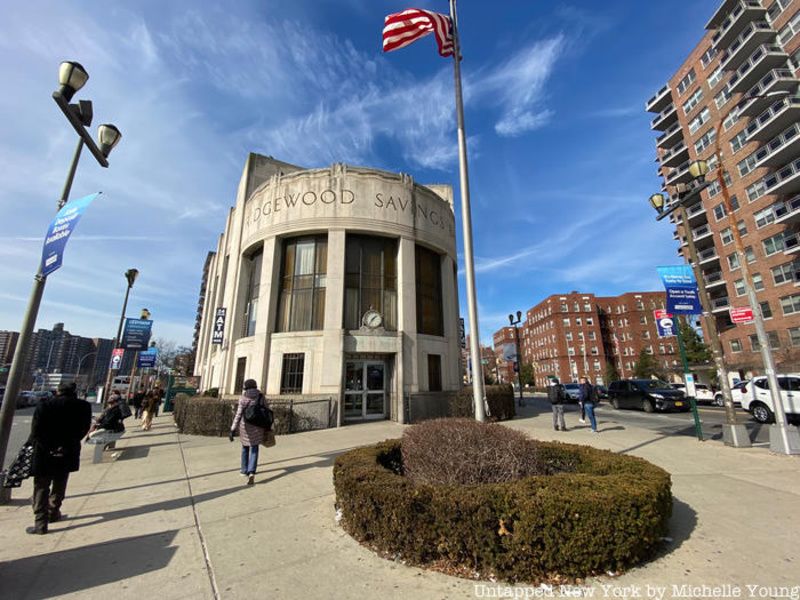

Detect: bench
[85, 431, 125, 464]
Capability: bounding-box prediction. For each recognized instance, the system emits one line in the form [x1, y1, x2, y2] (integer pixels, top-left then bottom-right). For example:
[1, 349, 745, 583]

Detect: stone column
[397, 237, 418, 423]
[319, 230, 346, 417]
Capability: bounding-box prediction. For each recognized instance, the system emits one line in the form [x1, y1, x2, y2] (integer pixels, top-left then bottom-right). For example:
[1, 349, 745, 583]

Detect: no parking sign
[654, 309, 675, 337]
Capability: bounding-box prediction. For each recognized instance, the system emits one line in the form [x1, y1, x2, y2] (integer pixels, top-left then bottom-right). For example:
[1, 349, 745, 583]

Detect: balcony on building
[744, 96, 800, 144]
[727, 45, 790, 94]
[691, 222, 715, 245]
[666, 160, 694, 185]
[763, 156, 800, 196]
[685, 200, 709, 225]
[737, 68, 800, 118]
[774, 193, 800, 225]
[704, 270, 727, 290]
[710, 295, 732, 313]
[698, 246, 721, 265]
[656, 121, 684, 149]
[646, 84, 672, 113]
[651, 103, 678, 131]
[660, 141, 690, 168]
[784, 231, 800, 256]
[718, 21, 776, 72]
[753, 122, 800, 171]
[709, 0, 768, 49]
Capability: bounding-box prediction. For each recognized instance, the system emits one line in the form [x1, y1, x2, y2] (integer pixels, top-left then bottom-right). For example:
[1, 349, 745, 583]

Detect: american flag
[382, 8, 454, 57]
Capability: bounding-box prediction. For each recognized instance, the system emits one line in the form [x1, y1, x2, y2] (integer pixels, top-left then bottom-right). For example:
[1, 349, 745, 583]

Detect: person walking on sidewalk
[132, 386, 145, 419]
[141, 391, 158, 431]
[579, 376, 598, 433]
[229, 379, 268, 486]
[547, 377, 568, 431]
[27, 382, 92, 535]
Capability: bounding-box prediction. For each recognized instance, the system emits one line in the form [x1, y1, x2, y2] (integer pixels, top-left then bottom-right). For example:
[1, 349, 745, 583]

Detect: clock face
[363, 310, 383, 328]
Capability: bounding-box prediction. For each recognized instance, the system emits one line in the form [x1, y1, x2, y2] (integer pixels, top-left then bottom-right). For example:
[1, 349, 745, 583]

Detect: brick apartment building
[492, 326, 517, 384]
[493, 291, 679, 386]
[646, 0, 800, 374]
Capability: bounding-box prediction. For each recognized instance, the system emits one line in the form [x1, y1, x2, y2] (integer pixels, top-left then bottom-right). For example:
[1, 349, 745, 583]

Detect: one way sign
[212, 308, 227, 344]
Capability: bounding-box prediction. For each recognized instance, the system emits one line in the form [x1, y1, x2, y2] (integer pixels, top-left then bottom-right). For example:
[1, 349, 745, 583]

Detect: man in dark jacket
[578, 377, 598, 433]
[27, 382, 92, 534]
[547, 377, 568, 431]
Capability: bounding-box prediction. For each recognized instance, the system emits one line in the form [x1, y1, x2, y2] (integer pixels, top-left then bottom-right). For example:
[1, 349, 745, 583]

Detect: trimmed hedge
[449, 384, 515, 421]
[173, 395, 317, 436]
[333, 438, 672, 583]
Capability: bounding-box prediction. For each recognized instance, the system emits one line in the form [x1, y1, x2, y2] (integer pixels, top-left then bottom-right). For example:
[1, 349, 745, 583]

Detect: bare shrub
[401, 418, 567, 485]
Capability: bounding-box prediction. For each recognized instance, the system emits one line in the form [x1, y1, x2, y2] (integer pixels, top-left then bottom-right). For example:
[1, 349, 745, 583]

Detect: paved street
[520, 392, 772, 445]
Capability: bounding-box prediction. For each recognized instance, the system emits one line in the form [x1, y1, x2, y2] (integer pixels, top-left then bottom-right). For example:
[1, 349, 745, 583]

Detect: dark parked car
[607, 379, 690, 413]
[595, 385, 608, 400]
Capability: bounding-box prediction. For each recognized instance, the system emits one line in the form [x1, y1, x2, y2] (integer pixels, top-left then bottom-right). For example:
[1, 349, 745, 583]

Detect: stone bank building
[194, 154, 462, 423]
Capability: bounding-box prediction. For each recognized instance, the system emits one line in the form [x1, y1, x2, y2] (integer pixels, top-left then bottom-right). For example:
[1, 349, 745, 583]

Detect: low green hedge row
[333, 439, 672, 583]
[172, 395, 314, 436]
[449, 384, 516, 421]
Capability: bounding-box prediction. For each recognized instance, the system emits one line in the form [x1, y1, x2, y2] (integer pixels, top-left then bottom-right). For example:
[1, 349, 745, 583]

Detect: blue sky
[0, 0, 720, 347]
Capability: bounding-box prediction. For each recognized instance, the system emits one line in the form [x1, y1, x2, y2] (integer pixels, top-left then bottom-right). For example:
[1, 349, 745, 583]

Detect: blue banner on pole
[121, 318, 153, 350]
[657, 265, 702, 314]
[138, 347, 158, 368]
[40, 192, 100, 277]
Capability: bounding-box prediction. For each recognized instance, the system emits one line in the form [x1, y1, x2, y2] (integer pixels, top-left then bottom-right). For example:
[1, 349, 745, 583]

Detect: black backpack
[244, 394, 274, 430]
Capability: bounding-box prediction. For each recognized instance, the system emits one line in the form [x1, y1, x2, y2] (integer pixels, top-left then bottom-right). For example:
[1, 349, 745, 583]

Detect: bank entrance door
[344, 361, 385, 420]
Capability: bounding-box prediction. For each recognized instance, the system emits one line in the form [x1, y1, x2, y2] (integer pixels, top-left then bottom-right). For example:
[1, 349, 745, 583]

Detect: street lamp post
[101, 269, 139, 403]
[650, 182, 750, 448]
[0, 62, 122, 500]
[508, 311, 525, 408]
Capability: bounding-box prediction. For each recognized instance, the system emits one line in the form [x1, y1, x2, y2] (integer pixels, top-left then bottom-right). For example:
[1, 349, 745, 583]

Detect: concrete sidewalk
[1, 406, 798, 600]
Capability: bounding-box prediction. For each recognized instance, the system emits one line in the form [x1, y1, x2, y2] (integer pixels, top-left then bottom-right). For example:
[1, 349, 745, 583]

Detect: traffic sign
[729, 307, 754, 324]
[654, 309, 675, 337]
[109, 348, 124, 370]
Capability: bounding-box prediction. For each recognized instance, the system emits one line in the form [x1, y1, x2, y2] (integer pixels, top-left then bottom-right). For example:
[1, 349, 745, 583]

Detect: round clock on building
[362, 309, 384, 329]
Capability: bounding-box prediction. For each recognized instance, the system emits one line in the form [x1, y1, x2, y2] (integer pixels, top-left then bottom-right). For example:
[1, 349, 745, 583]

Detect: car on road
[712, 380, 748, 407]
[595, 385, 609, 400]
[670, 382, 715, 404]
[607, 379, 690, 413]
[562, 383, 581, 402]
[739, 374, 800, 424]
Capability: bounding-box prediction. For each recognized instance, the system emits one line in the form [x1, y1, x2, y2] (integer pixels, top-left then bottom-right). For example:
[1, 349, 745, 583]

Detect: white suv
[740, 374, 800, 424]
[671, 383, 715, 404]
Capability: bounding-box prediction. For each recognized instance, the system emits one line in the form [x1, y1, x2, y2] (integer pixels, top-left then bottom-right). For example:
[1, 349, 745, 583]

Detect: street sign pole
[676, 319, 703, 442]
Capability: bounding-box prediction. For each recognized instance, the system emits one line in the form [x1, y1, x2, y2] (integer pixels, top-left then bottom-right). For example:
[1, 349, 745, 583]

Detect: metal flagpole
[449, 0, 486, 421]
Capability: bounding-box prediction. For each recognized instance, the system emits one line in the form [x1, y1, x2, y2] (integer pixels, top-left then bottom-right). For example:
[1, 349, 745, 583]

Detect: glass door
[364, 362, 385, 419]
[343, 361, 386, 420]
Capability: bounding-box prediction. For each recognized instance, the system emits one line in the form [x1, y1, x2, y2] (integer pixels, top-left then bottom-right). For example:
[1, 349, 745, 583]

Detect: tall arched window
[344, 235, 398, 330]
[416, 244, 443, 336]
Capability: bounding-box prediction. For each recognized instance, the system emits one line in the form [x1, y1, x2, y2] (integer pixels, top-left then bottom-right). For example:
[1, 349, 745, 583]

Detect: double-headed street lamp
[0, 62, 122, 499]
[102, 269, 139, 402]
[508, 311, 525, 408]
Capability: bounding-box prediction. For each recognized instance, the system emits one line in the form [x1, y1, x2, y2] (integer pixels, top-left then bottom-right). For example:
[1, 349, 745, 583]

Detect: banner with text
[212, 308, 226, 344]
[40, 192, 100, 277]
[121, 318, 153, 350]
[109, 348, 124, 370]
[654, 309, 675, 337]
[657, 265, 701, 314]
[137, 347, 158, 368]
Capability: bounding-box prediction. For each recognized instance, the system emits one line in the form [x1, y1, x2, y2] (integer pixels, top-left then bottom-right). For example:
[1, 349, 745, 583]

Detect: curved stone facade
[194, 154, 462, 423]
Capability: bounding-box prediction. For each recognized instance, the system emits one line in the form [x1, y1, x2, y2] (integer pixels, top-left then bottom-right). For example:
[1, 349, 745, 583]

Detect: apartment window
[563, 317, 570, 326]
[280, 353, 305, 394]
[767, 0, 790, 23]
[734, 278, 746, 296]
[737, 220, 748, 237]
[586, 317, 594, 325]
[642, 331, 651, 339]
[763, 233, 786, 256]
[278, 236, 328, 332]
[416, 245, 444, 336]
[731, 195, 740, 211]
[772, 262, 795, 285]
[593, 361, 601, 372]
[427, 354, 442, 392]
[583, 303, 591, 312]
[345, 235, 398, 330]
[560, 303, 568, 312]
[749, 334, 760, 351]
[677, 68, 696, 95]
[746, 180, 767, 203]
[701, 46, 717, 68]
[241, 247, 263, 337]
[723, 110, 739, 132]
[715, 86, 733, 110]
[694, 128, 716, 154]
[753, 273, 765, 291]
[730, 129, 749, 153]
[565, 332, 573, 341]
[683, 88, 704, 114]
[659, 344, 666, 354]
[737, 152, 760, 177]
[721, 227, 734, 245]
[708, 66, 724, 89]
[777, 10, 800, 45]
[727, 249, 754, 269]
[588, 331, 596, 341]
[760, 301, 773, 320]
[568, 347, 576, 356]
[234, 357, 247, 394]
[713, 203, 727, 221]
[746, 247, 756, 263]
[578, 332, 584, 340]
[576, 318, 583, 326]
[591, 347, 599, 356]
[789, 327, 800, 347]
[755, 206, 777, 228]
[780, 294, 800, 315]
[730, 339, 743, 353]
[640, 315, 647, 324]
[689, 107, 711, 134]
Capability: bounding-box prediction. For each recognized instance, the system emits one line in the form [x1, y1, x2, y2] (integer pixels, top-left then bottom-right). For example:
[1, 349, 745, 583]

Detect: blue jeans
[584, 403, 598, 432]
[241, 444, 259, 475]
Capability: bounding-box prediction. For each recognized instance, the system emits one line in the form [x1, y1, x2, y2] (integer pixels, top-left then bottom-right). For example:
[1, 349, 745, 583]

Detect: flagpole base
[722, 424, 751, 448]
[769, 424, 800, 455]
